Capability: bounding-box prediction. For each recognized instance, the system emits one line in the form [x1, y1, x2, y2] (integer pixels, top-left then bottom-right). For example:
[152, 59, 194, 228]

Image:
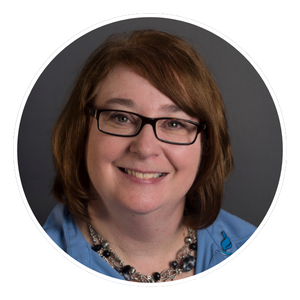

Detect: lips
[119, 168, 167, 179]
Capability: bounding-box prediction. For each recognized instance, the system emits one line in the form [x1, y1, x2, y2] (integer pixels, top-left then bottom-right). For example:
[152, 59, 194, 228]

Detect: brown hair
[51, 30, 233, 229]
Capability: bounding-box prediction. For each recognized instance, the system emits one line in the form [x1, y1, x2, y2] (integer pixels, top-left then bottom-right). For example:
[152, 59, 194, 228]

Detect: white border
[12, 13, 286, 287]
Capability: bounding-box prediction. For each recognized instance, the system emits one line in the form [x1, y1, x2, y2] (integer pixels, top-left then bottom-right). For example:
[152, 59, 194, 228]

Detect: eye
[165, 119, 186, 129]
[169, 121, 179, 128]
[115, 115, 129, 123]
[109, 112, 132, 124]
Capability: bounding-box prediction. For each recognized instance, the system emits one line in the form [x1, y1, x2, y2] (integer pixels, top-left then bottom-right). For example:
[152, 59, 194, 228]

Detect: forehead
[93, 65, 183, 114]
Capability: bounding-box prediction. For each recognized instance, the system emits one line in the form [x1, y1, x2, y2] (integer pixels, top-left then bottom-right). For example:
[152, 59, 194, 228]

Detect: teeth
[124, 169, 163, 179]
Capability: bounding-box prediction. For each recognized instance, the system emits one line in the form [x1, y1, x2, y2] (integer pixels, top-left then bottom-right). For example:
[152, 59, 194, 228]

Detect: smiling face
[86, 65, 202, 218]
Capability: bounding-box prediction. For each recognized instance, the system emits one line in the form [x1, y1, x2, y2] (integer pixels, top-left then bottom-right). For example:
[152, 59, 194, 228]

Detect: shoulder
[43, 203, 67, 224]
[195, 209, 256, 273]
[205, 209, 256, 251]
[216, 209, 256, 239]
[43, 203, 70, 251]
[43, 204, 91, 258]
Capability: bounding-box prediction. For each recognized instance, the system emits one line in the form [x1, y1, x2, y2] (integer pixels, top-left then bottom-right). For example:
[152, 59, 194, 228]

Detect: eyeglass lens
[98, 110, 198, 144]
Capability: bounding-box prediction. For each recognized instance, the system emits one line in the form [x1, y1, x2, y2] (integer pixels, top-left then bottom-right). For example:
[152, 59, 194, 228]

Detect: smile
[120, 168, 166, 179]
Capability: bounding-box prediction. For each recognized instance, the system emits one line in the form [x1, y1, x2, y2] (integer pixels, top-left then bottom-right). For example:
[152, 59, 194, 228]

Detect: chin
[119, 196, 163, 215]
[116, 192, 185, 218]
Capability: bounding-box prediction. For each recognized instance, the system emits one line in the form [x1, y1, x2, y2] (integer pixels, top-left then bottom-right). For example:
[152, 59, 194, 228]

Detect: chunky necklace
[87, 223, 197, 283]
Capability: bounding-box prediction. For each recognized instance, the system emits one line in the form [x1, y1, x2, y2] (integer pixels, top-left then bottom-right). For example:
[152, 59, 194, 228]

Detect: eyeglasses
[88, 108, 206, 145]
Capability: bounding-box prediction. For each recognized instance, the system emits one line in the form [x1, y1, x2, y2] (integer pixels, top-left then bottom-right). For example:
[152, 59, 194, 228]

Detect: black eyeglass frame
[87, 107, 206, 145]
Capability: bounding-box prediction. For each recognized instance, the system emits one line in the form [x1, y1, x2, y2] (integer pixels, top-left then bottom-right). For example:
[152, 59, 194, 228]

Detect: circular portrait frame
[12, 13, 286, 286]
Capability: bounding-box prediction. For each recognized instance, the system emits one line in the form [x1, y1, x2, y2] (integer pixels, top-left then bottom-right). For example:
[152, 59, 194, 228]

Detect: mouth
[119, 168, 167, 179]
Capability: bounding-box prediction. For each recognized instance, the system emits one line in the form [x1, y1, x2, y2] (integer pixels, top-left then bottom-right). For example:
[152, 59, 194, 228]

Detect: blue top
[43, 204, 256, 280]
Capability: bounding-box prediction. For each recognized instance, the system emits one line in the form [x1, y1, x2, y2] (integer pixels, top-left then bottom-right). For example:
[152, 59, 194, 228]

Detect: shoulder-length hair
[51, 30, 233, 230]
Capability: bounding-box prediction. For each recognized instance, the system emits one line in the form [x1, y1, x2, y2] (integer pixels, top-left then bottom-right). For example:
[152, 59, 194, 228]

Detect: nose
[129, 124, 162, 159]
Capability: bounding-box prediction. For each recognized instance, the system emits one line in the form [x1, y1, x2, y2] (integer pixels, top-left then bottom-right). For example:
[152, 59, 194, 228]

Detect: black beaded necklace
[87, 223, 197, 283]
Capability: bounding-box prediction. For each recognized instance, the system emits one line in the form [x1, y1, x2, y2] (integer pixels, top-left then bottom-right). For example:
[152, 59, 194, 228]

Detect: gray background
[17, 17, 282, 228]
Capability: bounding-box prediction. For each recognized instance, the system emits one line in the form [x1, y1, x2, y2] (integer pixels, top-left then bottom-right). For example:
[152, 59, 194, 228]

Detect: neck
[84, 196, 188, 275]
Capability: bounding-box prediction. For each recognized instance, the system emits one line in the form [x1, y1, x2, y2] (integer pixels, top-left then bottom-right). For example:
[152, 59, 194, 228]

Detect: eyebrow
[159, 104, 183, 113]
[103, 98, 183, 113]
[103, 98, 136, 109]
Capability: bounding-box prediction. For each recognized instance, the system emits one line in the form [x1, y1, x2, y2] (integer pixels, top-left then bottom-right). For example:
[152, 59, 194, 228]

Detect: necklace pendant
[115, 265, 132, 281]
[181, 255, 196, 272]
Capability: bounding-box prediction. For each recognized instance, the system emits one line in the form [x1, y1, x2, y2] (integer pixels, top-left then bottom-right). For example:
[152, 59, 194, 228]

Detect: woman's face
[86, 65, 202, 217]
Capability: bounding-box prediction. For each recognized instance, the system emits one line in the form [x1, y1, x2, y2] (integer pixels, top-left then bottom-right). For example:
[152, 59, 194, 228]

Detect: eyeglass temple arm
[198, 123, 207, 133]
[87, 107, 98, 118]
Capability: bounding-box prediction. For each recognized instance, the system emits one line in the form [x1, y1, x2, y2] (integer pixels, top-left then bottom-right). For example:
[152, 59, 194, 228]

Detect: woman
[44, 30, 256, 283]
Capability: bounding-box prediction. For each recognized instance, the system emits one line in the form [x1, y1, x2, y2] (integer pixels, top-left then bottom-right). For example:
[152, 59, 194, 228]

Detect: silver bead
[102, 241, 109, 248]
[185, 236, 192, 244]
[129, 267, 136, 275]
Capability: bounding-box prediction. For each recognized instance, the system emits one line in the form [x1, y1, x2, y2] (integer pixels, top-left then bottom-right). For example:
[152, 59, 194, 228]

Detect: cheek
[86, 127, 128, 180]
[86, 127, 99, 169]
[169, 138, 201, 179]
[86, 127, 110, 180]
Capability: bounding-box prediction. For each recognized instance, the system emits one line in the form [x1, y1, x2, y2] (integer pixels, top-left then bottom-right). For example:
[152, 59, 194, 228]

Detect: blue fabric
[43, 204, 256, 279]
